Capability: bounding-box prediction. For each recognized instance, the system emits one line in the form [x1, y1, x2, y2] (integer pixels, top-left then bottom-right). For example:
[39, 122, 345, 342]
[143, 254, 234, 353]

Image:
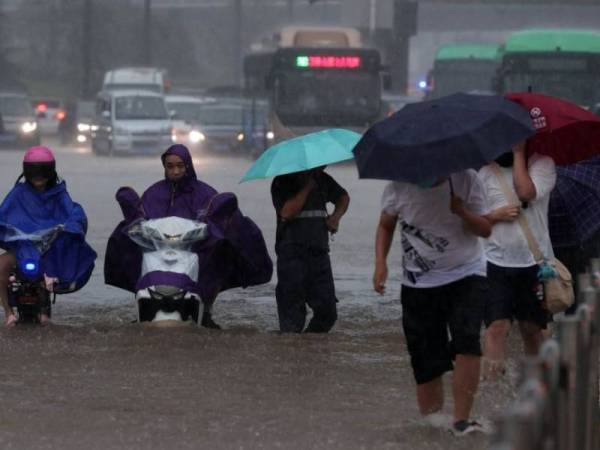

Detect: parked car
[0, 92, 40, 147]
[31, 97, 65, 135]
[91, 90, 172, 156]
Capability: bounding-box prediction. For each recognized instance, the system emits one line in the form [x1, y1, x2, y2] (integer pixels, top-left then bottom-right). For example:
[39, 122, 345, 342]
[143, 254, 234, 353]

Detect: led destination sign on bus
[295, 55, 362, 69]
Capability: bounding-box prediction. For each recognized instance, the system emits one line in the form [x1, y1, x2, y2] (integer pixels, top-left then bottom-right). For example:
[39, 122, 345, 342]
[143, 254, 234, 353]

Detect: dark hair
[495, 152, 514, 168]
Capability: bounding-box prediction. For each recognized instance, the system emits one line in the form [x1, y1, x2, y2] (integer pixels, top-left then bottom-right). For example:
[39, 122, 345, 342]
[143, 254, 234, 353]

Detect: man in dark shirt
[271, 167, 350, 333]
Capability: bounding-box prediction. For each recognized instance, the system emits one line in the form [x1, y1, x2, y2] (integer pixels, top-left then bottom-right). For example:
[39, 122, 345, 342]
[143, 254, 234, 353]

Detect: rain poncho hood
[0, 180, 97, 293]
[105, 145, 273, 299]
[142, 144, 216, 219]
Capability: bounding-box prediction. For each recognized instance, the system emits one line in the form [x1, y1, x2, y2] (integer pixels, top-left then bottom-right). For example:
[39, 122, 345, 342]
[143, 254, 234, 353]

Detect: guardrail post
[556, 315, 580, 450]
[583, 260, 600, 450]
[575, 305, 592, 450]
[539, 339, 561, 450]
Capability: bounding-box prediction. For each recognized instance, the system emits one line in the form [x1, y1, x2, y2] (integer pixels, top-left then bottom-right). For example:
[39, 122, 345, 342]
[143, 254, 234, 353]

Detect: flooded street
[0, 141, 519, 449]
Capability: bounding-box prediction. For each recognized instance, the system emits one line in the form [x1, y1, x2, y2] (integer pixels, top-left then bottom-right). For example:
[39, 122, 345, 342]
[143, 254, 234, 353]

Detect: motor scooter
[127, 217, 208, 323]
[5, 225, 62, 324]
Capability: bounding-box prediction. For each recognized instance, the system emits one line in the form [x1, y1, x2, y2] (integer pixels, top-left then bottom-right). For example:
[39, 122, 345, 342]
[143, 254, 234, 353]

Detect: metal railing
[489, 259, 600, 450]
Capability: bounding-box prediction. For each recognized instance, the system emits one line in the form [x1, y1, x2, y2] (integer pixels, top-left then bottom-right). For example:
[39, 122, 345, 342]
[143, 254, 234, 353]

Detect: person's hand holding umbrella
[278, 170, 318, 221]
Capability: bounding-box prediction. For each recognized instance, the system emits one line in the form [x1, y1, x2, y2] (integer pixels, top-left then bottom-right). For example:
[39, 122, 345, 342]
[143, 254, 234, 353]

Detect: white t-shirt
[381, 170, 489, 288]
[478, 153, 556, 268]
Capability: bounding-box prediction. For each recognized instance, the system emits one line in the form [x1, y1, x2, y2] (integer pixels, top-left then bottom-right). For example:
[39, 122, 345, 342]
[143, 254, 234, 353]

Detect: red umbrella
[506, 92, 600, 165]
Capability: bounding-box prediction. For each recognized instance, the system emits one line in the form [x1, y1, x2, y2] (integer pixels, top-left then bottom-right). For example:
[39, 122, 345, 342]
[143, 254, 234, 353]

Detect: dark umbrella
[549, 156, 600, 248]
[353, 93, 535, 183]
[506, 92, 600, 166]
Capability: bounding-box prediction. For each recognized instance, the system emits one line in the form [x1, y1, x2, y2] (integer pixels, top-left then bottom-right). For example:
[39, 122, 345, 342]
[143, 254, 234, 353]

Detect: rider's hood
[161, 144, 197, 186]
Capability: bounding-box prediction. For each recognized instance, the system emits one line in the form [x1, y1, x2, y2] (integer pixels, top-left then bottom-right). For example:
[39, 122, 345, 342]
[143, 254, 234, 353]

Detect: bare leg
[416, 377, 444, 415]
[0, 253, 16, 326]
[518, 321, 544, 355]
[453, 354, 481, 422]
[482, 319, 510, 380]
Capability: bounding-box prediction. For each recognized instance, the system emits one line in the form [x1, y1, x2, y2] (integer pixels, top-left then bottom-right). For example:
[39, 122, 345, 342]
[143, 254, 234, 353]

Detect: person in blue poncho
[0, 146, 97, 327]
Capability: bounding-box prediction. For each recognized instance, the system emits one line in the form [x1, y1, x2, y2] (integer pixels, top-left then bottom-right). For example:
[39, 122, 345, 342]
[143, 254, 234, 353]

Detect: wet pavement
[0, 139, 520, 449]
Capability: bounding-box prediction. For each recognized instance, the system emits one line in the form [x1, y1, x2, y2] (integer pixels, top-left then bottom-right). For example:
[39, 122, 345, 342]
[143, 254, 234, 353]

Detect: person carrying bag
[490, 163, 574, 314]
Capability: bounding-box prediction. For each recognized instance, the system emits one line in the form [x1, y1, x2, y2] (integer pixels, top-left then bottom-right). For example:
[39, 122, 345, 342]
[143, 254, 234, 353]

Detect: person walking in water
[373, 171, 491, 436]
[271, 167, 349, 333]
[479, 142, 556, 380]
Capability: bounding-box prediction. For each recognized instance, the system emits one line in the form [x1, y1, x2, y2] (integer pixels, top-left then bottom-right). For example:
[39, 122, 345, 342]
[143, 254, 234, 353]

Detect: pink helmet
[23, 146, 55, 163]
[22, 146, 57, 185]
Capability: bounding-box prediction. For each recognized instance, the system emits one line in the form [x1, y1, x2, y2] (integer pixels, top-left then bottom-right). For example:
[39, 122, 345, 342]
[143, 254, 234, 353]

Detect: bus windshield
[429, 61, 498, 98]
[502, 71, 600, 106]
[274, 71, 380, 126]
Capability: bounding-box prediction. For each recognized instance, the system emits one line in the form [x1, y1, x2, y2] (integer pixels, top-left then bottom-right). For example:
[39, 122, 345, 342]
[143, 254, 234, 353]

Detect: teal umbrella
[240, 128, 361, 182]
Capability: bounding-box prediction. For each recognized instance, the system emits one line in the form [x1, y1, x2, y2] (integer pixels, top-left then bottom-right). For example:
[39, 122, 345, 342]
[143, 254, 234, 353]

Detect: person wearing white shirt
[373, 171, 492, 436]
[478, 143, 556, 380]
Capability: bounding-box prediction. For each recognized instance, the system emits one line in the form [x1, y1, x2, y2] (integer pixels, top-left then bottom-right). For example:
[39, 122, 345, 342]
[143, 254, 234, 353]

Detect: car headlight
[91, 125, 99, 131]
[20, 121, 37, 134]
[237, 132, 245, 142]
[77, 123, 91, 132]
[266, 131, 275, 140]
[189, 130, 206, 143]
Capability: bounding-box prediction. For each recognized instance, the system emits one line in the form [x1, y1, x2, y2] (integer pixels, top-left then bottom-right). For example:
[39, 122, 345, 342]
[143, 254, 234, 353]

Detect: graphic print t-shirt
[381, 170, 489, 288]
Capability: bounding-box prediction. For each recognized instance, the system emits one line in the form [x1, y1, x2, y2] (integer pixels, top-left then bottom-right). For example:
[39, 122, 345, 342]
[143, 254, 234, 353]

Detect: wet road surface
[0, 140, 520, 449]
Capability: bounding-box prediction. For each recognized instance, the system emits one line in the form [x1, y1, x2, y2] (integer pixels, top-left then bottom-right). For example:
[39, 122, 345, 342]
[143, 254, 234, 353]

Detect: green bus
[495, 29, 600, 107]
[425, 44, 500, 99]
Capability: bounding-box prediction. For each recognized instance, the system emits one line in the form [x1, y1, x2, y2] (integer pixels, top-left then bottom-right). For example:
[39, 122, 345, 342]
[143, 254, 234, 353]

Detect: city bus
[425, 43, 500, 99]
[495, 29, 600, 107]
[243, 27, 383, 141]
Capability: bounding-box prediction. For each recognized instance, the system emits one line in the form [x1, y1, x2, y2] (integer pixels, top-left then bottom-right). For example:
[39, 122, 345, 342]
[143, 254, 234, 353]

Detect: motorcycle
[127, 216, 208, 323]
[4, 225, 63, 324]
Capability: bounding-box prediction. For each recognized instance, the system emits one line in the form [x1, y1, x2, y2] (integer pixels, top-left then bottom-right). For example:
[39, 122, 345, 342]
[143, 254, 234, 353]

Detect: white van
[102, 67, 169, 94]
[91, 90, 172, 156]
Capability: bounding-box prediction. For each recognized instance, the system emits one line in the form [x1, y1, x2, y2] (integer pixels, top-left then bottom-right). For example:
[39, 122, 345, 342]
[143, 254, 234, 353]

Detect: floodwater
[0, 140, 520, 449]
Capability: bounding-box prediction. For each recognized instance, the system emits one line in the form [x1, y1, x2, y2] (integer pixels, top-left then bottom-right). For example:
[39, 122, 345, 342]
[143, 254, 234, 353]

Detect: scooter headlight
[20, 259, 40, 277]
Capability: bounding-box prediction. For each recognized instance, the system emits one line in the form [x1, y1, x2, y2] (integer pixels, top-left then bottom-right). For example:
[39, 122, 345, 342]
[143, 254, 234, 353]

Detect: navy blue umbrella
[353, 92, 535, 183]
[550, 156, 600, 247]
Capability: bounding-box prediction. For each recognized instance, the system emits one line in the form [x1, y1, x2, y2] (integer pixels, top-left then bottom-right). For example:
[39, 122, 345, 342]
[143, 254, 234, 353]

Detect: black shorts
[401, 275, 486, 385]
[484, 262, 550, 329]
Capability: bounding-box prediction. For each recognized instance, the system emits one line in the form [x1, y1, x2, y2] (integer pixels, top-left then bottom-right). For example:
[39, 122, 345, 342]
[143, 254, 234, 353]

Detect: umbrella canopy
[353, 92, 535, 184]
[240, 128, 361, 183]
[549, 156, 600, 247]
[506, 92, 600, 166]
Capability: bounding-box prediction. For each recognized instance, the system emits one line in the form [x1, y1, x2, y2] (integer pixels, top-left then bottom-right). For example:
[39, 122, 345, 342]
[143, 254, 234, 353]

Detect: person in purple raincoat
[104, 144, 273, 328]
